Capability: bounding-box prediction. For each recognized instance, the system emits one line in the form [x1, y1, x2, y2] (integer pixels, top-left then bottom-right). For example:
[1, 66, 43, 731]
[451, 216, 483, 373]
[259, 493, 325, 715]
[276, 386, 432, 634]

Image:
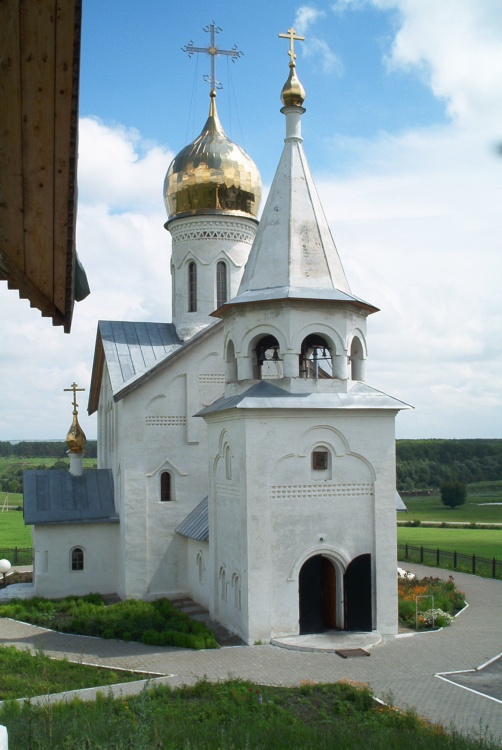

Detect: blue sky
[1, 0, 501, 440]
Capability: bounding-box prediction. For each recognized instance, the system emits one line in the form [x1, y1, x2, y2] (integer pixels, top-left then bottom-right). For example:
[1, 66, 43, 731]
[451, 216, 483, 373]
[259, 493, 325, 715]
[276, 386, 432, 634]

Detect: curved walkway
[0, 564, 501, 743]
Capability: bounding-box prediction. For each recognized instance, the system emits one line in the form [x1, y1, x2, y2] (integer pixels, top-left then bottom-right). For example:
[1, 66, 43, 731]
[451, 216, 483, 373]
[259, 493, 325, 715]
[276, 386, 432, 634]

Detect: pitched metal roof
[88, 319, 223, 414]
[99, 320, 182, 391]
[23, 469, 118, 526]
[197, 380, 412, 416]
[88, 320, 182, 414]
[176, 496, 209, 542]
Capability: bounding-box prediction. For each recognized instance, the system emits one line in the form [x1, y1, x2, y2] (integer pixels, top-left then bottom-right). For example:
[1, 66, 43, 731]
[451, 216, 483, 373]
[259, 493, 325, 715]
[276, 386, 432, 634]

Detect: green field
[397, 526, 502, 560]
[0, 509, 32, 548]
[399, 481, 502, 524]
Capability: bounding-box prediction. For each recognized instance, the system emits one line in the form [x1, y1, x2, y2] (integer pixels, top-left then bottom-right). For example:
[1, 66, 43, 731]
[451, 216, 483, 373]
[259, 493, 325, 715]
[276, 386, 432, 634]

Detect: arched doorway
[298, 555, 337, 634]
[344, 554, 372, 631]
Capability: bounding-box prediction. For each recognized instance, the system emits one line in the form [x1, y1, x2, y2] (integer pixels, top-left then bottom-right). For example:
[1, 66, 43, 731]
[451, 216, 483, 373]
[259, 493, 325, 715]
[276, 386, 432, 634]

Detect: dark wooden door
[344, 554, 372, 631]
[299, 556, 323, 634]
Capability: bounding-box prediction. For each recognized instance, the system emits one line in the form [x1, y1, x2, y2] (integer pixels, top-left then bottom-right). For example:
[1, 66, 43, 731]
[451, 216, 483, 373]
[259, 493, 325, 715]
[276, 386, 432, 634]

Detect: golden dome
[281, 62, 306, 107]
[164, 92, 262, 221]
[66, 413, 86, 454]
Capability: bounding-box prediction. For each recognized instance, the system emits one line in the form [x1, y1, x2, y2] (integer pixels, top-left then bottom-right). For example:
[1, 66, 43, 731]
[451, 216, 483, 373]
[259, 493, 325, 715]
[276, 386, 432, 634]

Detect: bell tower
[199, 32, 409, 644]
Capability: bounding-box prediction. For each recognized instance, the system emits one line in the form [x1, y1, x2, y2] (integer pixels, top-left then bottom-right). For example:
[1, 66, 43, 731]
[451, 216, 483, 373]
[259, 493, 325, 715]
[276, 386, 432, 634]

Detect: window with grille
[188, 261, 197, 312]
[216, 261, 228, 308]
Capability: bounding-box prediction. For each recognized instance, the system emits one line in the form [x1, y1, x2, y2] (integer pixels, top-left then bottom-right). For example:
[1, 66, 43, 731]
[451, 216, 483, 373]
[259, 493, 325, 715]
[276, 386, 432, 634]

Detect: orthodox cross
[182, 22, 242, 92]
[278, 27, 305, 64]
[64, 382, 85, 415]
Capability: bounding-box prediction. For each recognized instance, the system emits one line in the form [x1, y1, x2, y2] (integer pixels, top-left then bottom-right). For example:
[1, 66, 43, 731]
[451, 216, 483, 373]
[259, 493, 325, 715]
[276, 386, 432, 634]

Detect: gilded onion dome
[164, 91, 262, 221]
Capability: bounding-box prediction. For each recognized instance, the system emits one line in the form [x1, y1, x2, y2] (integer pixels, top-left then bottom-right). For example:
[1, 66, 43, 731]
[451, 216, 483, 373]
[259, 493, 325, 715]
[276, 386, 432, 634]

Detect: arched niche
[225, 339, 237, 383]
[349, 332, 367, 381]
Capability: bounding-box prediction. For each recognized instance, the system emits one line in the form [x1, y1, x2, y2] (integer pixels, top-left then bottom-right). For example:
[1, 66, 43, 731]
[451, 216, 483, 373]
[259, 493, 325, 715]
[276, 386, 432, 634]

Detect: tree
[440, 481, 467, 508]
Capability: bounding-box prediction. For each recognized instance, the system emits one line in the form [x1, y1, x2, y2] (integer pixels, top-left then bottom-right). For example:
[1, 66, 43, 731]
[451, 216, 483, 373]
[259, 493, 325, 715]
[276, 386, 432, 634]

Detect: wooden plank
[0, 0, 25, 275]
[20, 0, 56, 303]
[53, 0, 79, 319]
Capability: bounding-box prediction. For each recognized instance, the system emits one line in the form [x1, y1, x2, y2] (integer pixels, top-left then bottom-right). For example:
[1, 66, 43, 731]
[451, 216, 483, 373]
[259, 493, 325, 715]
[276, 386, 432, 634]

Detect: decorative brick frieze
[270, 483, 373, 500]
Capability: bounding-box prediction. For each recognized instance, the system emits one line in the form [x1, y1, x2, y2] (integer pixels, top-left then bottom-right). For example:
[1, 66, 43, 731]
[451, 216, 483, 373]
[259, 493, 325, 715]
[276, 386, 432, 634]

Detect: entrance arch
[298, 555, 339, 634]
[344, 554, 372, 631]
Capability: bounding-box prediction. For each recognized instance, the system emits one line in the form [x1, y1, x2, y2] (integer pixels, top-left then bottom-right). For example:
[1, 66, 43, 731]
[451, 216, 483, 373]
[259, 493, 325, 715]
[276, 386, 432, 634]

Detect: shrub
[440, 481, 466, 508]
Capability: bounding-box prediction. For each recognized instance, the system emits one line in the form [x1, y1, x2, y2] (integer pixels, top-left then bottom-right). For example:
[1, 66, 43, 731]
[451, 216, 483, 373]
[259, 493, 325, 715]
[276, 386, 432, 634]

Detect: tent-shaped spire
[214, 59, 377, 315]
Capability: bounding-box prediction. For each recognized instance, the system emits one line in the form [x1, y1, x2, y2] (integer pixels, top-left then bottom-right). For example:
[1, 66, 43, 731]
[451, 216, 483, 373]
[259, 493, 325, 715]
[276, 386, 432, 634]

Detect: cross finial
[64, 382, 85, 415]
[182, 22, 243, 94]
[278, 27, 305, 65]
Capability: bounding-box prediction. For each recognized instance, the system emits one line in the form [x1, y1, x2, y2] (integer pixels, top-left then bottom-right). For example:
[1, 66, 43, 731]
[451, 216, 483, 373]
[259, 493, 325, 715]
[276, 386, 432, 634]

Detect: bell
[272, 347, 280, 361]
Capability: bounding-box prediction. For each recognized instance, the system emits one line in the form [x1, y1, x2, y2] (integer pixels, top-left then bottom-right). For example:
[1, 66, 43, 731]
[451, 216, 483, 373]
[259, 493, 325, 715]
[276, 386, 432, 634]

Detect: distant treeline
[0, 441, 97, 458]
[396, 439, 502, 491]
[1, 439, 501, 493]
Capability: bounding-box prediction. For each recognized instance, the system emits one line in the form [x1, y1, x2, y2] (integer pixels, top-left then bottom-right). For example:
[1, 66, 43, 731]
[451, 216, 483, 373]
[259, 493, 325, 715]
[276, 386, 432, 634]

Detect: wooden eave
[0, 0, 82, 332]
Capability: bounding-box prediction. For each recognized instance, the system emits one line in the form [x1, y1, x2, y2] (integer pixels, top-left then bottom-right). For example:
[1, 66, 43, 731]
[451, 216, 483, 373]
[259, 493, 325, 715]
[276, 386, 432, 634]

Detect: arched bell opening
[253, 334, 283, 380]
[299, 334, 333, 379]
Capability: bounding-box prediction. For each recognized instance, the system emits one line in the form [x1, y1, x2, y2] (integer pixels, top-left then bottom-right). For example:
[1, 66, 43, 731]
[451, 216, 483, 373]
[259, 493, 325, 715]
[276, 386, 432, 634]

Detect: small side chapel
[24, 27, 409, 643]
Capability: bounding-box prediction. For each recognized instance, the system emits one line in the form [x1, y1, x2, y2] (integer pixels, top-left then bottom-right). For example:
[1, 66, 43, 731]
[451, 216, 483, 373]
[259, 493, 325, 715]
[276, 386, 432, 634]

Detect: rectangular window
[312, 450, 328, 471]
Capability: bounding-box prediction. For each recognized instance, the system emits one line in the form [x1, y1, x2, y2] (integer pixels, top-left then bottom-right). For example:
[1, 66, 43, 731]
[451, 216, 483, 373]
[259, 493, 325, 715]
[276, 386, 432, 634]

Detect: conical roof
[164, 92, 262, 222]
[214, 73, 377, 314]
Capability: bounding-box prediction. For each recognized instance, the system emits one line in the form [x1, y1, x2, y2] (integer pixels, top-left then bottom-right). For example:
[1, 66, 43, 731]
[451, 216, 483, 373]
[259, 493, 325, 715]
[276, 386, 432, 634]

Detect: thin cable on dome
[185, 55, 200, 145]
[226, 55, 246, 151]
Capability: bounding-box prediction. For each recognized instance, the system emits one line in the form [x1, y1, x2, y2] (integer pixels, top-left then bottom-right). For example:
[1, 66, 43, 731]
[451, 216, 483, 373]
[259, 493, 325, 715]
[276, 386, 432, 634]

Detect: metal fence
[0, 547, 33, 566]
[398, 543, 502, 580]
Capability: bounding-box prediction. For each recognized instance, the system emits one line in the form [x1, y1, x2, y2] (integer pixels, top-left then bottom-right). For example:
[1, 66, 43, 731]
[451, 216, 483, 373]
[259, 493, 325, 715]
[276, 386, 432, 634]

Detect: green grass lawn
[397, 526, 502, 560]
[399, 481, 502, 524]
[0, 678, 495, 750]
[0, 508, 32, 548]
[0, 645, 143, 700]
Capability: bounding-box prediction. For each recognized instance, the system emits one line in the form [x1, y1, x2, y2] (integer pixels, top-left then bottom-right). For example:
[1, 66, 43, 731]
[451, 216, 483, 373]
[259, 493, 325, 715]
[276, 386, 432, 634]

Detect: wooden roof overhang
[0, 0, 84, 332]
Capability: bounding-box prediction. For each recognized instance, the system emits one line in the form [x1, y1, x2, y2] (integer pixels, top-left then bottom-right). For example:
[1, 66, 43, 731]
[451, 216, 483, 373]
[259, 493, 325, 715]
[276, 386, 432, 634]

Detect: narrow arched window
[188, 262, 197, 312]
[225, 444, 232, 480]
[71, 547, 84, 571]
[160, 471, 172, 502]
[216, 261, 228, 308]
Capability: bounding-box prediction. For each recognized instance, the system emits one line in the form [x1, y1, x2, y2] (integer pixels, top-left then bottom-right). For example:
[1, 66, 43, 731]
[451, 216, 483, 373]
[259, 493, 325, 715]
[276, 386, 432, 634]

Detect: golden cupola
[164, 91, 262, 222]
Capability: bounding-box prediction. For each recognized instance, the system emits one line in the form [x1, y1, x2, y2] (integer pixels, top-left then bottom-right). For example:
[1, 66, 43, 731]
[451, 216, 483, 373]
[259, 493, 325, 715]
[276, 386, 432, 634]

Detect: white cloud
[337, 0, 502, 126]
[294, 5, 343, 75]
[0, 120, 173, 440]
[315, 0, 502, 437]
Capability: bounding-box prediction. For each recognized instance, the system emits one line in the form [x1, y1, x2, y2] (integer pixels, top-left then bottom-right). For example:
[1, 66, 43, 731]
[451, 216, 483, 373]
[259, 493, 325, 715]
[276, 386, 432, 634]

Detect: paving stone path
[0, 564, 500, 743]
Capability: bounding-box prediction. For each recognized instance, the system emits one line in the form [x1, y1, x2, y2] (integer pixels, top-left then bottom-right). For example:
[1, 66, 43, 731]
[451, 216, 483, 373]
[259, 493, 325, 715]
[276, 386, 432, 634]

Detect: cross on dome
[64, 382, 85, 415]
[278, 27, 305, 65]
[182, 22, 243, 94]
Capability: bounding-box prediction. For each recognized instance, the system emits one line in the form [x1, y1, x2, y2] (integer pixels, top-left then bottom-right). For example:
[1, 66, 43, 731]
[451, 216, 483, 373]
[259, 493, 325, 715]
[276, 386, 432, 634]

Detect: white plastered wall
[32, 523, 119, 598]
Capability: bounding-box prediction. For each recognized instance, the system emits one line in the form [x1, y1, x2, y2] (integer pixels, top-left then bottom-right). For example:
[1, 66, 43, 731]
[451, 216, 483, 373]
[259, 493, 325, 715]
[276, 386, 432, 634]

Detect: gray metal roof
[176, 496, 209, 542]
[396, 492, 408, 512]
[23, 469, 118, 526]
[197, 380, 412, 417]
[99, 320, 182, 395]
[215, 286, 377, 316]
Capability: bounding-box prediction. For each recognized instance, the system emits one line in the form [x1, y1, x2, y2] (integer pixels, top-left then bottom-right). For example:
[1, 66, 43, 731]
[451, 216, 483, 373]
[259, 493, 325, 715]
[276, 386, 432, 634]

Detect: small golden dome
[66, 413, 86, 454]
[281, 63, 306, 107]
[164, 92, 262, 221]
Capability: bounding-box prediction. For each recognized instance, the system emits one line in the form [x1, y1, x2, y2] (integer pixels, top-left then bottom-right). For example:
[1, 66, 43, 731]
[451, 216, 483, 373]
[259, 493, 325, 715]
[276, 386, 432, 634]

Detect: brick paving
[0, 564, 501, 743]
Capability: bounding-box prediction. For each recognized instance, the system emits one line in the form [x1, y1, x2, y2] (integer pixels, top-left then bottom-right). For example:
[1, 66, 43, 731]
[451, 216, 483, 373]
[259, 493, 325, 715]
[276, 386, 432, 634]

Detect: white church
[24, 28, 409, 644]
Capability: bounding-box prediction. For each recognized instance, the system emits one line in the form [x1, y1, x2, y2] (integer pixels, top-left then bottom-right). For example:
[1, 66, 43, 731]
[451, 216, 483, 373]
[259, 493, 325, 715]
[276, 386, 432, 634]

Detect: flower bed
[398, 574, 465, 630]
